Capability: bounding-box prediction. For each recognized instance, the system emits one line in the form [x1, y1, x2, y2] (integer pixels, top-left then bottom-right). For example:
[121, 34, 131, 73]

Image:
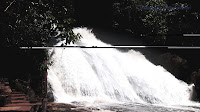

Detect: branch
[4, 0, 16, 12]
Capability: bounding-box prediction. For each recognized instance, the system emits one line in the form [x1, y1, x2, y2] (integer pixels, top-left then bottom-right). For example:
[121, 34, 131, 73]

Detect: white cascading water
[48, 27, 195, 106]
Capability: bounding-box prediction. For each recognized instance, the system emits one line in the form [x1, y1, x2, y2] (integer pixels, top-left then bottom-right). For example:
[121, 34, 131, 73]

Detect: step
[0, 106, 32, 111]
[11, 92, 23, 94]
[11, 95, 26, 98]
[0, 83, 4, 86]
[4, 82, 9, 86]
[11, 94, 26, 97]
[11, 100, 29, 103]
[10, 96, 26, 100]
[0, 95, 9, 97]
[4, 103, 33, 107]
[0, 84, 5, 90]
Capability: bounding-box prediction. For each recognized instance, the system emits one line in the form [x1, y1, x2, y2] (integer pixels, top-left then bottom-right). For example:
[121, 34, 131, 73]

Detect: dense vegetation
[113, 0, 200, 45]
[1, 0, 81, 47]
[0, 0, 80, 98]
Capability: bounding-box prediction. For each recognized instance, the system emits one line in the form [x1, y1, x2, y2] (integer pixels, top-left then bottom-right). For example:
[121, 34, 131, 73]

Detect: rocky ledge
[47, 102, 101, 112]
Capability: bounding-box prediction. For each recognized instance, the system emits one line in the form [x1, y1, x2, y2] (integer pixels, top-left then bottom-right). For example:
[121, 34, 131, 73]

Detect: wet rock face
[158, 53, 188, 81]
[156, 53, 200, 102]
[191, 69, 200, 101]
[47, 103, 100, 112]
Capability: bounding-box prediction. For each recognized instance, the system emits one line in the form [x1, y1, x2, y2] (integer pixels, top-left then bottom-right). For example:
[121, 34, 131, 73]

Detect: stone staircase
[0, 81, 42, 112]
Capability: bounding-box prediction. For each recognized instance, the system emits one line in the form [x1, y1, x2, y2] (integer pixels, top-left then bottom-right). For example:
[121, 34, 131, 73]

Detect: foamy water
[47, 28, 199, 108]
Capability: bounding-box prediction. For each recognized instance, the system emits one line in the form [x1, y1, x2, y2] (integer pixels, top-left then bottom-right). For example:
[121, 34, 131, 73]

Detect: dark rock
[0, 95, 7, 106]
[47, 102, 100, 112]
[26, 88, 37, 102]
[189, 84, 197, 101]
[191, 69, 200, 101]
[31, 105, 42, 112]
[47, 103, 78, 112]
[0, 80, 11, 106]
[14, 79, 24, 92]
[158, 53, 188, 81]
[47, 82, 54, 102]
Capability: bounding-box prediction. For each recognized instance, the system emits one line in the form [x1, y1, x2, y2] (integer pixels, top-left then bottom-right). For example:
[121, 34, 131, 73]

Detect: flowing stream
[48, 27, 200, 111]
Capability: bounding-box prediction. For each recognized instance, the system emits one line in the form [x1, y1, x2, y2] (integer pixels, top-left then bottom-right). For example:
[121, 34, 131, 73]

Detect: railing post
[42, 60, 47, 112]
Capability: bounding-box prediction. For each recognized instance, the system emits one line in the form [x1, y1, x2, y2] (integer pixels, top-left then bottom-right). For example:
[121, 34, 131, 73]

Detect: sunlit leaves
[1, 0, 80, 47]
[142, 0, 168, 36]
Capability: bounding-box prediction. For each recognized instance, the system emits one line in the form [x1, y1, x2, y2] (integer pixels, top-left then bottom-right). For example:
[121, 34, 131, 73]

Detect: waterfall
[47, 27, 194, 105]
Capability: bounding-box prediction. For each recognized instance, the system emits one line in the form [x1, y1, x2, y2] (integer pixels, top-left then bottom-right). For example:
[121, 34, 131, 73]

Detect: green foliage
[168, 3, 199, 34]
[0, 0, 80, 98]
[113, 0, 140, 31]
[141, 0, 169, 44]
[113, 0, 169, 44]
[39, 54, 53, 71]
[141, 0, 168, 35]
[1, 0, 81, 47]
[113, 0, 200, 45]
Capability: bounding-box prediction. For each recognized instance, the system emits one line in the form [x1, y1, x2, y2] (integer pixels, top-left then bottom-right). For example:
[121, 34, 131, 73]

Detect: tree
[0, 0, 81, 99]
[112, 0, 200, 45]
[113, 0, 143, 35]
[113, 0, 169, 44]
[0, 0, 81, 47]
[140, 0, 168, 44]
[167, 3, 200, 46]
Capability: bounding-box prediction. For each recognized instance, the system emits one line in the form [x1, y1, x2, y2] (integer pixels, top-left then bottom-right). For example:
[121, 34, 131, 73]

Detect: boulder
[47, 102, 96, 112]
[158, 53, 188, 81]
[26, 88, 37, 102]
[14, 79, 24, 92]
[191, 69, 200, 101]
